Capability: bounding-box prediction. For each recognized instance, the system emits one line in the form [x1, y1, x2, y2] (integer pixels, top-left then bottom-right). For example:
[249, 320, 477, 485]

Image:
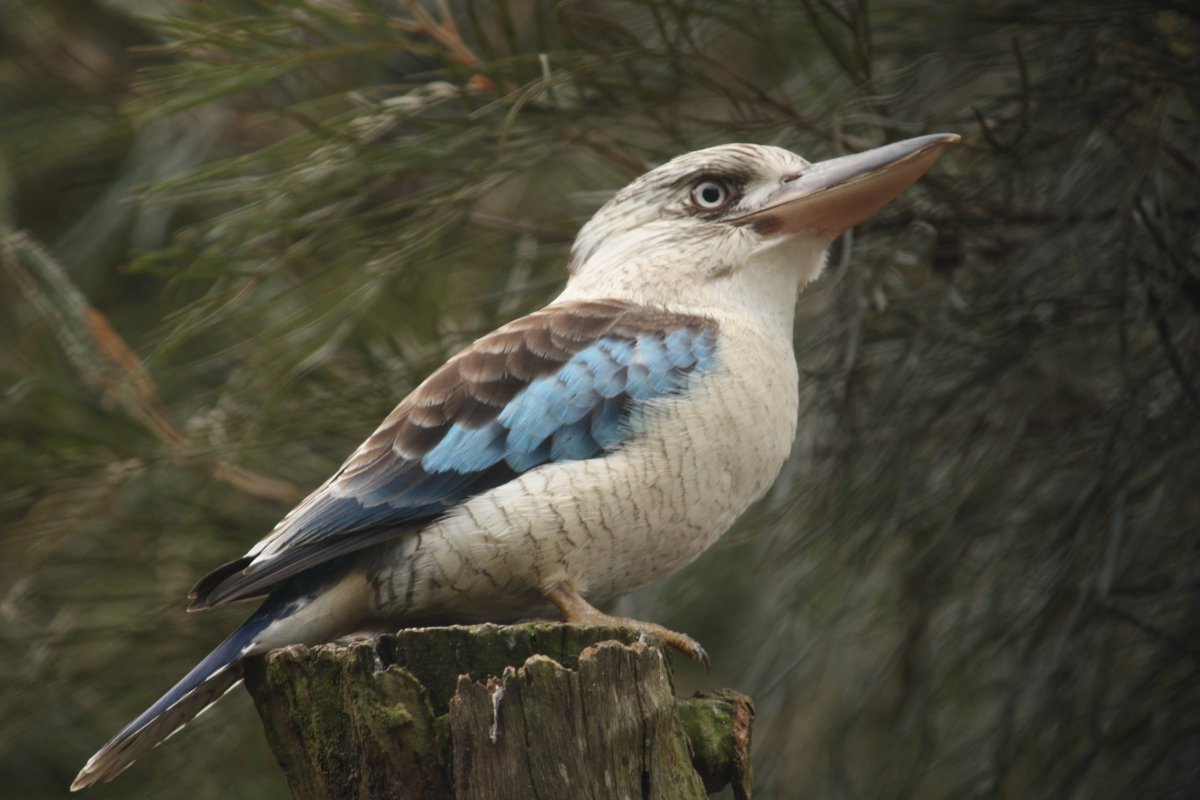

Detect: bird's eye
[689, 179, 733, 212]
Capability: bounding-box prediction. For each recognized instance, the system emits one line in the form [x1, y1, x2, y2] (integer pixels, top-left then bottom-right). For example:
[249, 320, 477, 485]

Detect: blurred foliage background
[2, 0, 1197, 798]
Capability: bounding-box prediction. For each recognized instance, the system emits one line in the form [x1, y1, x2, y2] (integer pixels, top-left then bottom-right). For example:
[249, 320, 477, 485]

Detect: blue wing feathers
[589, 396, 627, 449]
[550, 418, 599, 461]
[498, 387, 559, 453]
[365, 324, 715, 516]
[196, 303, 718, 608]
[577, 345, 625, 397]
[504, 439, 553, 473]
[665, 327, 700, 367]
[421, 421, 506, 473]
[696, 328, 717, 370]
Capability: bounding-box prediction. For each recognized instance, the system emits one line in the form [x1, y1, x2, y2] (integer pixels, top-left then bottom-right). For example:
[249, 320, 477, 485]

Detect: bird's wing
[189, 299, 718, 608]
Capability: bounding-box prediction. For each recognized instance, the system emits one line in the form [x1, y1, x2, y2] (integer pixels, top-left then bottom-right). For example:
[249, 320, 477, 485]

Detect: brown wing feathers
[348, 300, 650, 471]
[188, 300, 716, 609]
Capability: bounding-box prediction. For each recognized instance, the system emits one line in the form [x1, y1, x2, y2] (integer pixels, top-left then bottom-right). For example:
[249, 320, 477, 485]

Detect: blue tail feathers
[71, 611, 273, 790]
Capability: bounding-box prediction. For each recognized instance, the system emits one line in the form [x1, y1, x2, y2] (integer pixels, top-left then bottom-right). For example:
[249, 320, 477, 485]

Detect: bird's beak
[731, 133, 960, 238]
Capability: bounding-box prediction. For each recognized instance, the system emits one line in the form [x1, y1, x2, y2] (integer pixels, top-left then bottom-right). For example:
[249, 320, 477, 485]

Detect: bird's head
[561, 134, 958, 325]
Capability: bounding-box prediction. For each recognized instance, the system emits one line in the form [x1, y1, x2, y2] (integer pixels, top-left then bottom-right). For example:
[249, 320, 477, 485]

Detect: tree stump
[243, 623, 754, 800]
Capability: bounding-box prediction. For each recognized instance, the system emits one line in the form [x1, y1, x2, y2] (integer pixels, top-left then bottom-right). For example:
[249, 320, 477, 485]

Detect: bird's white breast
[367, 309, 799, 622]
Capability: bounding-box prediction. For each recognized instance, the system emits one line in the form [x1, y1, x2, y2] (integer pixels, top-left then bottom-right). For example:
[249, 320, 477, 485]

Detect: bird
[72, 132, 958, 790]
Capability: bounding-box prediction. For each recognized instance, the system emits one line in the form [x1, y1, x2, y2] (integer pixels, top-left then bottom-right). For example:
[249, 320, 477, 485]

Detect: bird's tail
[70, 612, 273, 791]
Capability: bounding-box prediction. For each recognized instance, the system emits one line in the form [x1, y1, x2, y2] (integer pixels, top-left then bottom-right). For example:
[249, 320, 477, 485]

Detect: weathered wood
[677, 689, 755, 800]
[243, 623, 753, 799]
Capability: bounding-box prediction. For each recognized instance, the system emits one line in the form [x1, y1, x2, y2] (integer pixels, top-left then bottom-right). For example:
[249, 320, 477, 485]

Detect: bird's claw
[545, 583, 711, 670]
[655, 629, 710, 672]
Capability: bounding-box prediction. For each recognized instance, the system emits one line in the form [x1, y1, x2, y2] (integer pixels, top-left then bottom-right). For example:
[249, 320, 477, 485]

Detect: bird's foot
[543, 583, 710, 671]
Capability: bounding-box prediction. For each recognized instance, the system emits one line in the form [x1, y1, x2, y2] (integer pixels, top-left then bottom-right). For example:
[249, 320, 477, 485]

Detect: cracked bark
[243, 623, 754, 800]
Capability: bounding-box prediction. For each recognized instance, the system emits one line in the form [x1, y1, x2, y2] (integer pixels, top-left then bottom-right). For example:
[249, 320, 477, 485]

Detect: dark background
[2, 1, 1197, 797]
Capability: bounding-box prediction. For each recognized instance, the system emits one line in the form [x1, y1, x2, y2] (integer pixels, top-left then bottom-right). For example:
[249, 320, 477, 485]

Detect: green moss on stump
[244, 623, 752, 800]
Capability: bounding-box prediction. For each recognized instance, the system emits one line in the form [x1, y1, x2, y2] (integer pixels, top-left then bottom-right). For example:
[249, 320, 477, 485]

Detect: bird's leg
[543, 582, 710, 671]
